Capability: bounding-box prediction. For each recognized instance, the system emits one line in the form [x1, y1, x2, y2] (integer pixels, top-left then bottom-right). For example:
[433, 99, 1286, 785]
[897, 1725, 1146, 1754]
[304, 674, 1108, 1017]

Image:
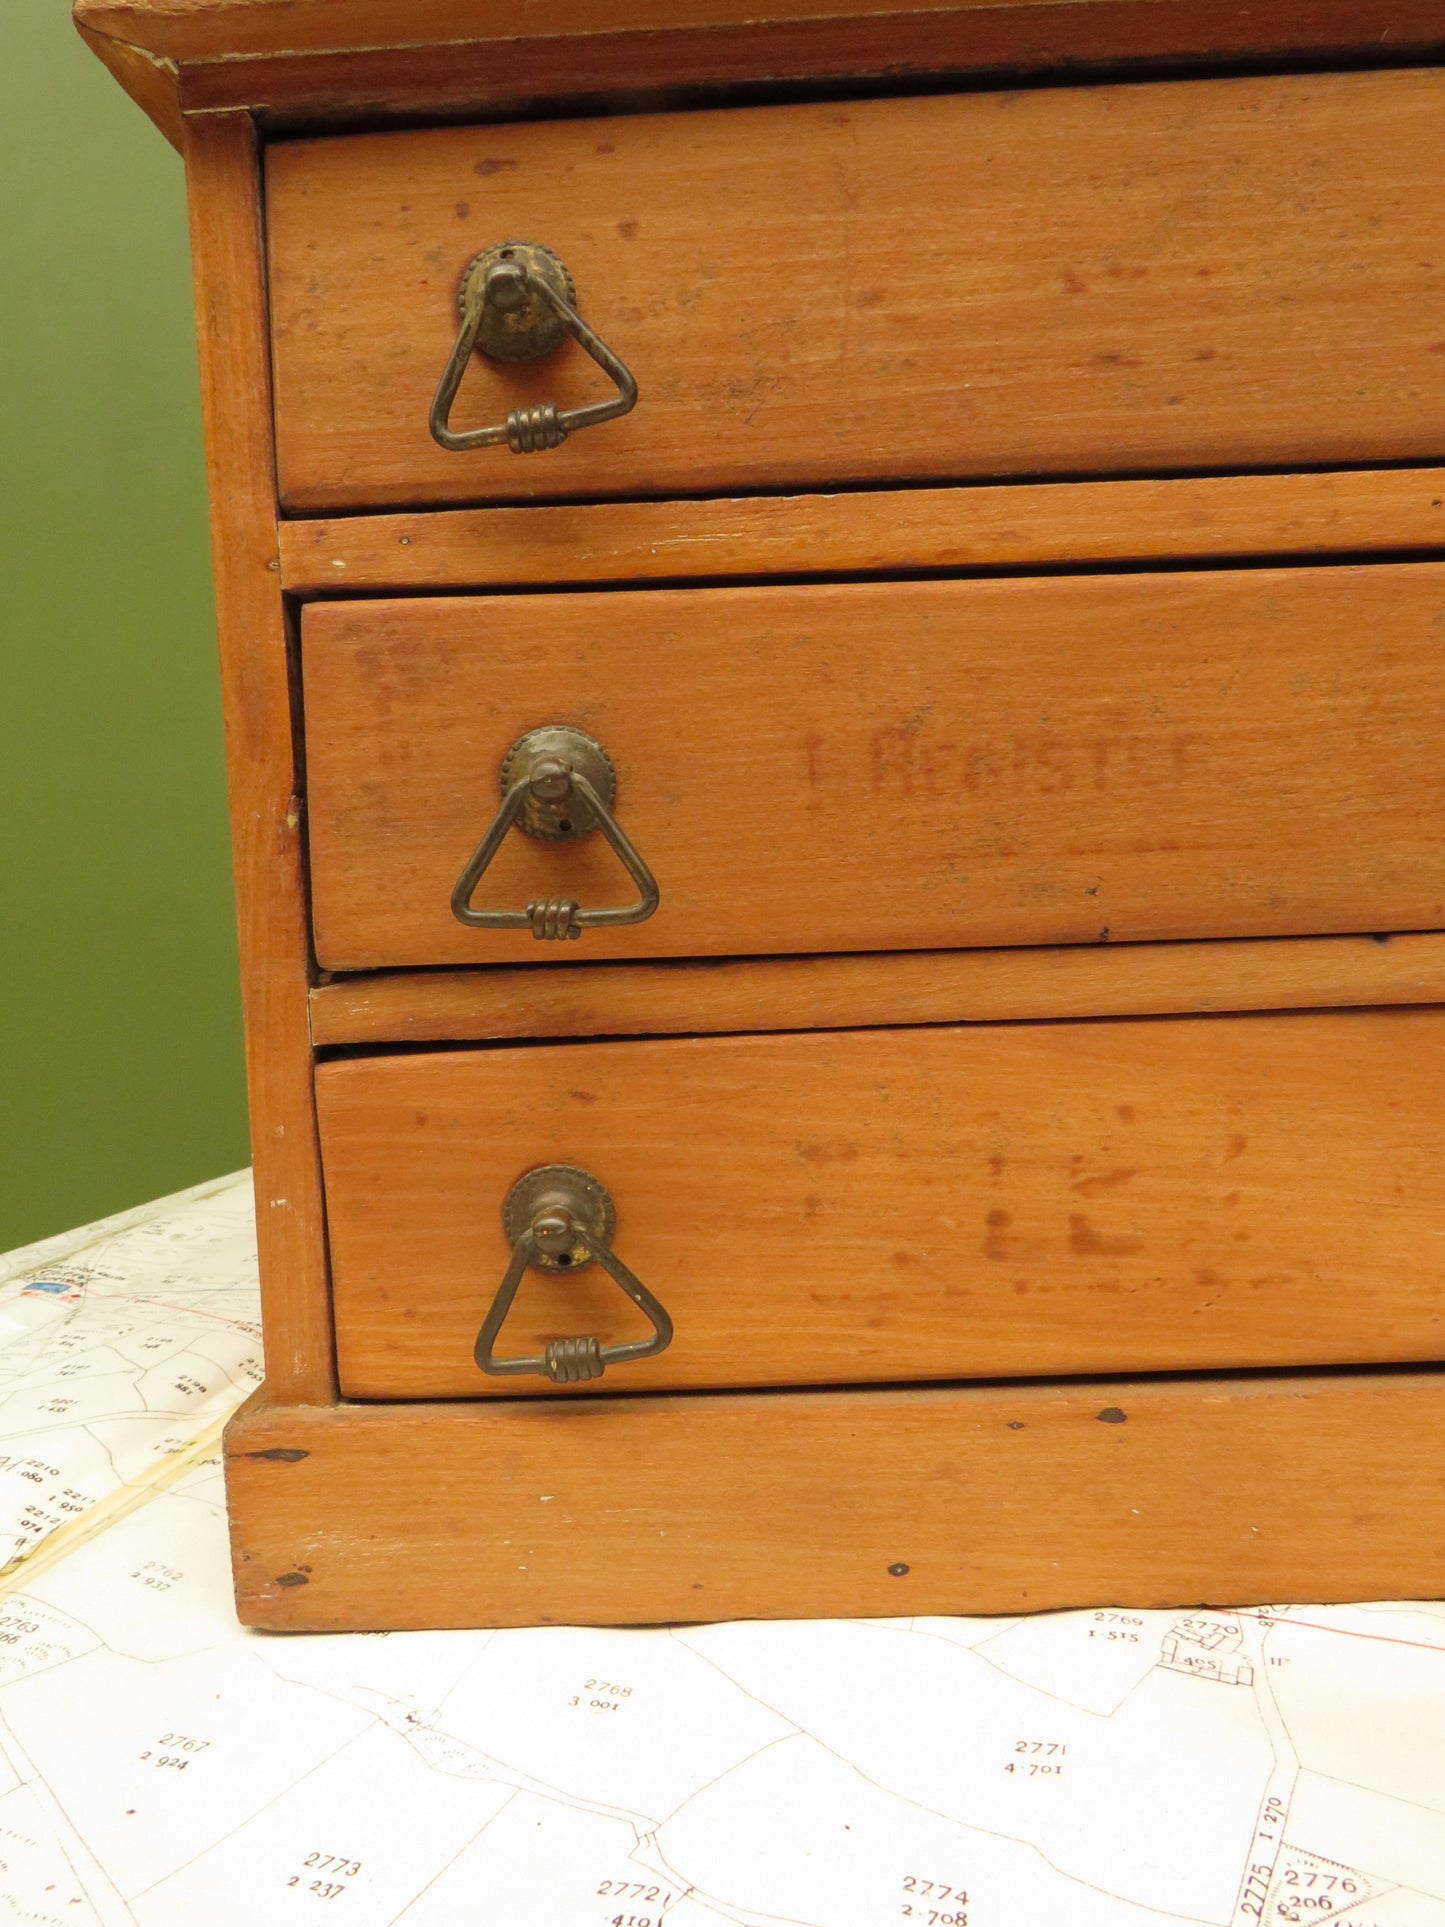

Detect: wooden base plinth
[225, 1370, 1445, 1630]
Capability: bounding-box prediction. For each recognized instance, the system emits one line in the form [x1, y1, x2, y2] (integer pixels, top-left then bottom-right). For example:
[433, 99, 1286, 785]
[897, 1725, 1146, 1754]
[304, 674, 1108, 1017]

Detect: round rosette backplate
[503, 1164, 616, 1273]
[459, 242, 577, 362]
[500, 724, 617, 842]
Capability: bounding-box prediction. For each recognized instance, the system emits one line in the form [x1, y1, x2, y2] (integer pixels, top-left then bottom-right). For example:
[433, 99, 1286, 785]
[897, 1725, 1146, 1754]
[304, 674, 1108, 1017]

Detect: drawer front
[267, 69, 1445, 512]
[303, 565, 1445, 970]
[319, 1008, 1445, 1399]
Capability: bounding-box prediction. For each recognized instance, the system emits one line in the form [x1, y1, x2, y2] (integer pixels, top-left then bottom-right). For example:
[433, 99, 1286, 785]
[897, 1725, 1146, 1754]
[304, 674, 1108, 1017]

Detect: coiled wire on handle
[544, 1335, 606, 1383]
[507, 404, 567, 453]
[528, 897, 582, 941]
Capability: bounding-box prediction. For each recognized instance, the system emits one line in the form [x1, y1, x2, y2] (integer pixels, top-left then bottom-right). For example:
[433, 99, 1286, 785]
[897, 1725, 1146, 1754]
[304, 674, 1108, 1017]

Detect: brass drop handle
[451, 725, 660, 941]
[475, 1165, 673, 1384]
[429, 241, 638, 455]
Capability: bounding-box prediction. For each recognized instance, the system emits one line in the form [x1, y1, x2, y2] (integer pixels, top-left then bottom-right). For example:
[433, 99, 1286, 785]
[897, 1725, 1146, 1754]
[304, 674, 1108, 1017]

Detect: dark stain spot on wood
[1008, 1420, 1026, 1430]
[891, 1249, 920, 1267]
[888, 1562, 910, 1576]
[1370, 932, 1392, 944]
[1116, 1105, 1137, 1125]
[988, 1154, 1005, 1179]
[570, 1090, 598, 1104]
[985, 1206, 1012, 1261]
[596, 141, 616, 154]
[1225, 1132, 1248, 1160]
[244, 1447, 308, 1462]
[987, 1208, 1012, 1227]
[797, 1138, 860, 1163]
[276, 1570, 311, 1587]
[1096, 1406, 1128, 1424]
[454, 200, 471, 220]
[1069, 1213, 1143, 1256]
[1061, 266, 1086, 294]
[617, 218, 638, 240]
[1193, 346, 1217, 360]
[802, 1193, 822, 1219]
[474, 158, 517, 177]
[1012, 1280, 1030, 1294]
[1071, 1167, 1138, 1197]
[1098, 926, 1111, 942]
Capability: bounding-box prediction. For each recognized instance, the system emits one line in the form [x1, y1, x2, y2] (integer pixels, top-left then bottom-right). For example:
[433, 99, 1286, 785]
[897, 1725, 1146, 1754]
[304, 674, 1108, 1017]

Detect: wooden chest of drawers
[80, 0, 1445, 1629]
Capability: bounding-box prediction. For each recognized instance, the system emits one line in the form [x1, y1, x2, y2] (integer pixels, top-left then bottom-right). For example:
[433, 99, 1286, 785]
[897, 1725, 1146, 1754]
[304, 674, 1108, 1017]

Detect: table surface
[0, 1172, 1441, 1926]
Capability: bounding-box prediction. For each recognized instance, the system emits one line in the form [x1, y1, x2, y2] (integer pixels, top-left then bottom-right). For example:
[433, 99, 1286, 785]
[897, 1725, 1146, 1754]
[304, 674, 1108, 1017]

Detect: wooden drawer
[318, 1007, 1445, 1400]
[266, 68, 1445, 512]
[303, 563, 1445, 970]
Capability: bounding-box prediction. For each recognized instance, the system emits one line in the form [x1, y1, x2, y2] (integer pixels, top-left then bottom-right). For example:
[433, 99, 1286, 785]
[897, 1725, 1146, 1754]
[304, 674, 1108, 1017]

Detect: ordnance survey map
[0, 1174, 1440, 1927]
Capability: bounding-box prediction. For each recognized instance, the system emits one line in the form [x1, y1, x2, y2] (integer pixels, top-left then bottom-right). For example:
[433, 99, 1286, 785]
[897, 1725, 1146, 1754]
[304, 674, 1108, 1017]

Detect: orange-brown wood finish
[317, 1009, 1445, 1400]
[309, 931, 1445, 1048]
[173, 14, 1445, 132]
[77, 3, 1445, 143]
[266, 70, 1445, 512]
[303, 566, 1445, 970]
[226, 1370, 1445, 1629]
[280, 467, 1445, 596]
[80, 1, 1445, 1627]
[184, 116, 335, 1404]
[71, 0, 1445, 63]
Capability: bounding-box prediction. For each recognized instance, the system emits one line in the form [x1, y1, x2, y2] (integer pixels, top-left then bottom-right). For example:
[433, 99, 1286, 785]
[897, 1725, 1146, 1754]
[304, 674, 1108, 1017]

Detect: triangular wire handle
[451, 729, 660, 942]
[474, 1169, 673, 1385]
[430, 249, 638, 455]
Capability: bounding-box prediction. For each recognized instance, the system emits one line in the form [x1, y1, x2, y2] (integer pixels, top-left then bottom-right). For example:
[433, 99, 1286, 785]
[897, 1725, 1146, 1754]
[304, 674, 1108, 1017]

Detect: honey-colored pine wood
[303, 566, 1445, 971]
[266, 70, 1445, 513]
[280, 468, 1445, 596]
[317, 1009, 1445, 1400]
[308, 931, 1445, 1047]
[225, 1369, 1445, 1628]
[176, 8, 1445, 127]
[78, 3, 1445, 156]
[84, 4, 1445, 1634]
[71, 0, 1445, 63]
[185, 116, 335, 1404]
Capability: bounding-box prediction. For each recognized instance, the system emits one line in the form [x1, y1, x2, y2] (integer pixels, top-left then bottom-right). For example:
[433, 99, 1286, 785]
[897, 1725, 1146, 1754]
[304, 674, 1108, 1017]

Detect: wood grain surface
[308, 931, 1445, 1047]
[266, 69, 1445, 511]
[74, 0, 1445, 62]
[226, 1369, 1445, 1628]
[316, 1009, 1445, 1399]
[173, 7, 1445, 128]
[302, 566, 1445, 970]
[280, 467, 1445, 595]
[185, 118, 335, 1403]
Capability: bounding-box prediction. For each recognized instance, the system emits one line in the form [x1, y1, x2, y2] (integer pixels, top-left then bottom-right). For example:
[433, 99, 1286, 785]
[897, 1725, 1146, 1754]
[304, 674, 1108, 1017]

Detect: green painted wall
[0, 9, 249, 1250]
